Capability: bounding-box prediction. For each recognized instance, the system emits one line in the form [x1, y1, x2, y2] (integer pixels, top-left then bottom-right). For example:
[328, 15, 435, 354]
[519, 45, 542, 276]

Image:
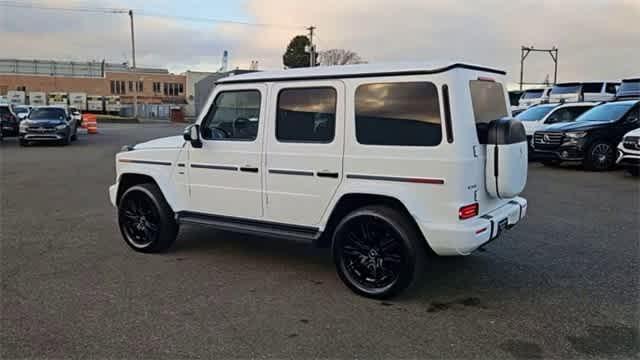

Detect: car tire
[19, 139, 28, 146]
[71, 126, 77, 141]
[61, 131, 71, 146]
[584, 141, 616, 171]
[118, 183, 178, 253]
[332, 205, 427, 299]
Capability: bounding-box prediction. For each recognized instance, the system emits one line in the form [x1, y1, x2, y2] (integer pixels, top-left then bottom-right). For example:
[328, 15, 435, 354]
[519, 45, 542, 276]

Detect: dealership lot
[1, 124, 638, 359]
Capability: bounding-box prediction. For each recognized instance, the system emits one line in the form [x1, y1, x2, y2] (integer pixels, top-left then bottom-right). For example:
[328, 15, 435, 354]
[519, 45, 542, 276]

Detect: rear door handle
[316, 171, 339, 178]
[240, 166, 259, 173]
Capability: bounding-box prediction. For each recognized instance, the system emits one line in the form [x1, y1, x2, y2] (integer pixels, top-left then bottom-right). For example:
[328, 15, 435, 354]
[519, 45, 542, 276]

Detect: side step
[176, 211, 321, 242]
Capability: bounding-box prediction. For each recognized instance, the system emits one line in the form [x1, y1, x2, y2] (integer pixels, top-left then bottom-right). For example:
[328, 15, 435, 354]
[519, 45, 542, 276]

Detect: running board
[176, 211, 321, 242]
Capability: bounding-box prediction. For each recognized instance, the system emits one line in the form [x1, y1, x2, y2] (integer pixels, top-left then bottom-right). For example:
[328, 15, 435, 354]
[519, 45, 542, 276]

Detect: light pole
[129, 10, 138, 118]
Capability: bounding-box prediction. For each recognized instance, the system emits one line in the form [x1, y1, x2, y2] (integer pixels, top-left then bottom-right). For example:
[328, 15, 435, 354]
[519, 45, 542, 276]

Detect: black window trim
[354, 80, 444, 147]
[275, 86, 338, 144]
[442, 84, 453, 143]
[200, 89, 262, 143]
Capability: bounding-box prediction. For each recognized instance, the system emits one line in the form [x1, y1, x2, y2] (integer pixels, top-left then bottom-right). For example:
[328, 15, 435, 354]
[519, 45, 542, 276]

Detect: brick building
[0, 59, 186, 106]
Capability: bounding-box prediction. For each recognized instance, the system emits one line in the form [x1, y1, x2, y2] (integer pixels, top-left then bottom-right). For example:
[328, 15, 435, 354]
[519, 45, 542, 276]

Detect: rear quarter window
[354, 82, 441, 146]
[469, 80, 509, 144]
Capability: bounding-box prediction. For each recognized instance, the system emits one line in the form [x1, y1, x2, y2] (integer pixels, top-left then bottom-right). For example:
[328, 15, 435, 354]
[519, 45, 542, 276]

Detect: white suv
[617, 128, 640, 176]
[109, 62, 528, 298]
[516, 87, 551, 110]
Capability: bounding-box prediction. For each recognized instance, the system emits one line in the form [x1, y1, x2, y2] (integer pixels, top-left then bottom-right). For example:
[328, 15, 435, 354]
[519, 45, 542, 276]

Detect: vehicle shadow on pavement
[171, 224, 552, 306]
[174, 224, 333, 269]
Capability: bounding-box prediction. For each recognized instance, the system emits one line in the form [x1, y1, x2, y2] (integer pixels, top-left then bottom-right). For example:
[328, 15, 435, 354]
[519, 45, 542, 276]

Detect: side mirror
[184, 124, 202, 148]
[17, 113, 27, 120]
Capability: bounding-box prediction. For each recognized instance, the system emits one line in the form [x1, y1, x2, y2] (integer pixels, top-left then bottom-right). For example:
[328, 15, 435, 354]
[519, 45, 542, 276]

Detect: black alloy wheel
[333, 206, 426, 299]
[586, 142, 615, 171]
[118, 183, 178, 253]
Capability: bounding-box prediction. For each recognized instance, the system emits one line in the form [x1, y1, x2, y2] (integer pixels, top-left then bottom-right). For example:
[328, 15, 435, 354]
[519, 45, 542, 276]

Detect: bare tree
[319, 49, 366, 66]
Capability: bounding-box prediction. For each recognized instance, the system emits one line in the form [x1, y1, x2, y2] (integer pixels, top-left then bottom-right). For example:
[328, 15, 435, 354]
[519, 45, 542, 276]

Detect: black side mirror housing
[184, 124, 202, 148]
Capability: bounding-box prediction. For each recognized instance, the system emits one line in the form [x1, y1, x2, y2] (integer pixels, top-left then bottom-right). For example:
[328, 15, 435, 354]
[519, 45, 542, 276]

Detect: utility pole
[307, 26, 316, 67]
[129, 9, 138, 118]
[519, 45, 559, 90]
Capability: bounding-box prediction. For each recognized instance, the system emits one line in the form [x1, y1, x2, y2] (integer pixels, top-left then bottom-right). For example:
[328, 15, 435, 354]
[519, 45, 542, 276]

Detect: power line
[137, 11, 305, 29]
[0, 0, 126, 14]
[0, 1, 305, 29]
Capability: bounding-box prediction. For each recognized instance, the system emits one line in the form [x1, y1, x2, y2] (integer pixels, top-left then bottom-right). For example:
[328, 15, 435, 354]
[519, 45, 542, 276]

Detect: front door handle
[240, 166, 259, 173]
[316, 171, 339, 178]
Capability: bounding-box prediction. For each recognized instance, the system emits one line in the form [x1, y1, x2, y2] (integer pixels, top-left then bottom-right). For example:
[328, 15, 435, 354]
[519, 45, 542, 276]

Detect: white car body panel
[135, 135, 185, 150]
[617, 128, 640, 166]
[520, 103, 598, 136]
[110, 62, 528, 256]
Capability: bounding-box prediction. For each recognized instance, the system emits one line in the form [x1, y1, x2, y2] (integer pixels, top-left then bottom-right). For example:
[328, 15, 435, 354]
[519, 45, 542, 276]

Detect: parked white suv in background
[516, 102, 598, 147]
[109, 62, 528, 298]
[548, 82, 619, 103]
[517, 87, 551, 110]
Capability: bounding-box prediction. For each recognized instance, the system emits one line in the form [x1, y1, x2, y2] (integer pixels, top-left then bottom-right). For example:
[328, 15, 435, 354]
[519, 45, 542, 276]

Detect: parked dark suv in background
[19, 106, 78, 146]
[532, 100, 640, 170]
[1, 104, 19, 137]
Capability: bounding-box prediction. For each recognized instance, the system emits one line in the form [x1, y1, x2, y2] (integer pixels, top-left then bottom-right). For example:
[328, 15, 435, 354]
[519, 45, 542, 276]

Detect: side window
[355, 82, 442, 146]
[201, 90, 261, 141]
[546, 108, 567, 124]
[570, 106, 591, 119]
[276, 87, 336, 143]
[583, 82, 603, 93]
[605, 83, 618, 94]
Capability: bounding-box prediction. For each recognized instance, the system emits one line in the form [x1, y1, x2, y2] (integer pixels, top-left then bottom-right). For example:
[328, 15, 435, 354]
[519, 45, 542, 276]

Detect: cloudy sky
[1, 0, 638, 88]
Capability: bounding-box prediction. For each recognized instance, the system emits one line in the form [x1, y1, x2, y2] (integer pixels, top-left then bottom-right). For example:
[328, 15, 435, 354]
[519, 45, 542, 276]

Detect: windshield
[522, 90, 544, 99]
[619, 81, 640, 93]
[515, 105, 557, 121]
[29, 108, 67, 120]
[576, 103, 633, 122]
[551, 85, 581, 95]
[15, 107, 29, 114]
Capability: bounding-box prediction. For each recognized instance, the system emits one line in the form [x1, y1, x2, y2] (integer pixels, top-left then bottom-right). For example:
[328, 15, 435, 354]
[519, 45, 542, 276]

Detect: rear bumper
[418, 197, 528, 256]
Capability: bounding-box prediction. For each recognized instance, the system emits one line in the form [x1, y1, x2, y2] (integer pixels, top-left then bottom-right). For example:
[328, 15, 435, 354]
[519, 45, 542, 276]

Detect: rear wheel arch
[317, 193, 430, 252]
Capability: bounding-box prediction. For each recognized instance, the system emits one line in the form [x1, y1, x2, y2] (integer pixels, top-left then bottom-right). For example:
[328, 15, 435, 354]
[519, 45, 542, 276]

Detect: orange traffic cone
[86, 114, 98, 134]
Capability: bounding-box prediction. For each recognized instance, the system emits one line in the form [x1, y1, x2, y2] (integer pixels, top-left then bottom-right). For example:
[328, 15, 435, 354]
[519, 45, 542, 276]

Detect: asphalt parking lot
[1, 123, 638, 359]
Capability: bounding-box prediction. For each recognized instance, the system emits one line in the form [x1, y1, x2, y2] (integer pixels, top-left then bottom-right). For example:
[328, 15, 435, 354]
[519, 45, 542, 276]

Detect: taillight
[459, 203, 479, 220]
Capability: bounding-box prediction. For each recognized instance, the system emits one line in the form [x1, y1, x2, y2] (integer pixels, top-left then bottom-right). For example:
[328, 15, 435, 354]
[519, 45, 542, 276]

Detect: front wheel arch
[116, 173, 159, 206]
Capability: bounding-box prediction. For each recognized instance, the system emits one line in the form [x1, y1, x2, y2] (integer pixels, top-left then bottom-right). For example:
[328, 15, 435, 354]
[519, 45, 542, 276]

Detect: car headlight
[19, 121, 29, 130]
[120, 145, 134, 152]
[55, 124, 68, 130]
[564, 131, 587, 139]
